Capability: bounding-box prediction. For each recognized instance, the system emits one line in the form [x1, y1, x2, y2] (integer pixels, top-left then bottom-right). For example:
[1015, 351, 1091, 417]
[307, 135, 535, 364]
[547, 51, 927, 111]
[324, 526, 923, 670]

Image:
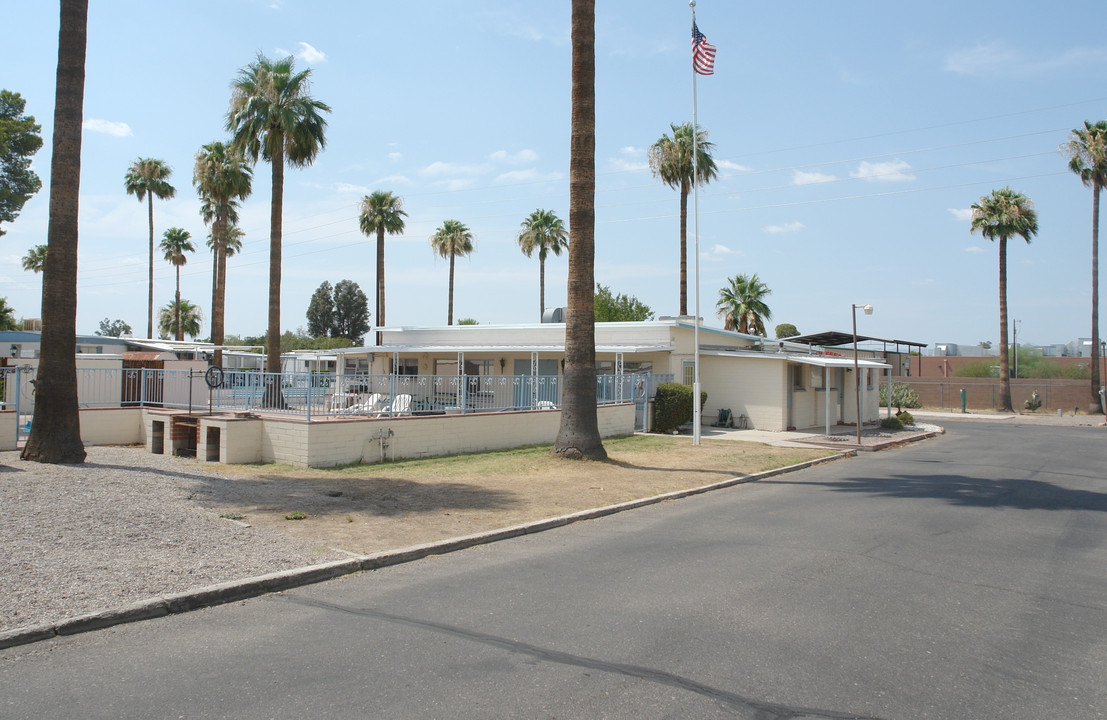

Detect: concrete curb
[0, 450, 854, 651]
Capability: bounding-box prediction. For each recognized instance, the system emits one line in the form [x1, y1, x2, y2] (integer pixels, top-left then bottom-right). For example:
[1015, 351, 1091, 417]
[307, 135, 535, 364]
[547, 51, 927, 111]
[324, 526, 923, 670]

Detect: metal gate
[1, 365, 36, 446]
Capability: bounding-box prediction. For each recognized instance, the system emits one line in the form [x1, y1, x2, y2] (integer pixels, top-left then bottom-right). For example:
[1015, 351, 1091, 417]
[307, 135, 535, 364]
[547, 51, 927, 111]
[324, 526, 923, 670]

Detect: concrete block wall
[79, 408, 143, 446]
[0, 411, 15, 451]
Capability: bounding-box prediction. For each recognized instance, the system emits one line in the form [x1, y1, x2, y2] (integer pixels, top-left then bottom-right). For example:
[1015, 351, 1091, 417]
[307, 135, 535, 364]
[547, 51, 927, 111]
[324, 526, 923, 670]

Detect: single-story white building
[315, 317, 892, 432]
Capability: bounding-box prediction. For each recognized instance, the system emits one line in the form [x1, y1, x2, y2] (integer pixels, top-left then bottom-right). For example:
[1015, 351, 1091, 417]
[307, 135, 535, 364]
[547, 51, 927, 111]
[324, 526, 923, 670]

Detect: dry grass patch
[199, 435, 837, 555]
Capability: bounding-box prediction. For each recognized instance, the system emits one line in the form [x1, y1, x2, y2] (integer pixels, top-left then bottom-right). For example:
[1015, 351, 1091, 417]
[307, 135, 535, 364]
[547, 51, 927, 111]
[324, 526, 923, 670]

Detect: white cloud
[433, 178, 478, 192]
[763, 221, 806, 234]
[944, 41, 1107, 76]
[965, 246, 986, 253]
[948, 208, 974, 222]
[912, 278, 935, 286]
[793, 170, 836, 185]
[489, 149, 538, 164]
[420, 161, 487, 177]
[716, 159, 751, 173]
[334, 182, 370, 194]
[494, 169, 562, 185]
[387, 152, 402, 162]
[295, 42, 326, 64]
[703, 244, 743, 262]
[82, 118, 132, 137]
[372, 174, 411, 186]
[850, 160, 915, 182]
[609, 146, 649, 172]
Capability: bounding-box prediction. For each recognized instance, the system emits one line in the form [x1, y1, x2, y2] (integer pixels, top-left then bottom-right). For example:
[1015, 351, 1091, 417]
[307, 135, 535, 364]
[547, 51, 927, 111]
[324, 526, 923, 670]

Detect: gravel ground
[0, 446, 343, 634]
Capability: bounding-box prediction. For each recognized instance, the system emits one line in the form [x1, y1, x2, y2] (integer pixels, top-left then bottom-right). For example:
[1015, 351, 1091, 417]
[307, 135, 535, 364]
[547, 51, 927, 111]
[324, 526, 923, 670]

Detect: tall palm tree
[157, 299, 203, 340]
[553, 0, 606, 461]
[971, 187, 1039, 413]
[22, 0, 87, 464]
[21, 244, 48, 273]
[716, 273, 772, 335]
[358, 190, 407, 344]
[159, 227, 195, 341]
[0, 297, 17, 330]
[648, 121, 717, 316]
[429, 220, 475, 325]
[194, 140, 252, 366]
[1062, 120, 1107, 414]
[226, 53, 331, 379]
[124, 157, 176, 339]
[517, 208, 569, 320]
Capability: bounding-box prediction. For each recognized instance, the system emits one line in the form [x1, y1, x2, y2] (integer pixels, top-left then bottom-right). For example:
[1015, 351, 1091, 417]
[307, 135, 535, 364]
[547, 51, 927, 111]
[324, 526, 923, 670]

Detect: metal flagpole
[690, 0, 702, 445]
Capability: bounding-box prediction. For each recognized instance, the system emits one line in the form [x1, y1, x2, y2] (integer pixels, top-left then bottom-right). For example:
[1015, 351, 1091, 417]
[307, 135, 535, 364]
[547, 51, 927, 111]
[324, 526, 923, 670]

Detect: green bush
[895, 411, 915, 425]
[880, 416, 904, 430]
[953, 359, 998, 378]
[878, 382, 921, 410]
[653, 383, 708, 434]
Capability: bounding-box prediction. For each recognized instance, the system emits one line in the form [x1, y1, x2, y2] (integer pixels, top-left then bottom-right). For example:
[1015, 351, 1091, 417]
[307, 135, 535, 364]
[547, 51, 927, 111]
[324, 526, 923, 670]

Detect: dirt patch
[193, 435, 837, 555]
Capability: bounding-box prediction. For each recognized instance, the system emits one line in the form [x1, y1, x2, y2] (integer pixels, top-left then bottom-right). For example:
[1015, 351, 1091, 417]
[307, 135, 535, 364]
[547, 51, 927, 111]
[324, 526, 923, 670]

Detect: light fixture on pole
[852, 303, 873, 445]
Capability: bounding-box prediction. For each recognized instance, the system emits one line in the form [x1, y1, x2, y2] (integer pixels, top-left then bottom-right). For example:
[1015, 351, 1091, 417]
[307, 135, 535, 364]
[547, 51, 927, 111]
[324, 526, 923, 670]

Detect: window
[865, 369, 874, 390]
[392, 358, 418, 376]
[682, 361, 695, 386]
[435, 359, 494, 376]
[791, 365, 805, 391]
[624, 361, 653, 373]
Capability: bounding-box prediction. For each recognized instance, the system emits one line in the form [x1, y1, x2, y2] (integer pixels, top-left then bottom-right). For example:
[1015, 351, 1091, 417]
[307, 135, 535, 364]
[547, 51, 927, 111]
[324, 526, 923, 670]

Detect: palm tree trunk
[539, 254, 546, 320]
[265, 145, 284, 405]
[447, 253, 455, 325]
[679, 180, 688, 317]
[998, 235, 1012, 412]
[553, 0, 606, 461]
[174, 266, 182, 341]
[211, 204, 226, 366]
[147, 194, 154, 339]
[376, 224, 385, 345]
[1091, 183, 1101, 413]
[22, 0, 87, 464]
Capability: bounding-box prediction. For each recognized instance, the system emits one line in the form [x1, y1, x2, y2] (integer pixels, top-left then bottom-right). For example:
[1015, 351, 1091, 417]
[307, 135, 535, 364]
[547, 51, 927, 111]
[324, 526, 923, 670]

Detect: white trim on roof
[697, 348, 890, 369]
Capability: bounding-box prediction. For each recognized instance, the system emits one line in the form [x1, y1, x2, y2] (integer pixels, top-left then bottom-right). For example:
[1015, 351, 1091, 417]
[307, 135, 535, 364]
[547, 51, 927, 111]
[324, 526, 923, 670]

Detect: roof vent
[541, 307, 566, 323]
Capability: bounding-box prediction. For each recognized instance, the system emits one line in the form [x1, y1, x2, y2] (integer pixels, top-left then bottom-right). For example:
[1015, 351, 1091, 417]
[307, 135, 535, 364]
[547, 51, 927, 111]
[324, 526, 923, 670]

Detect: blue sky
[2, 0, 1105, 351]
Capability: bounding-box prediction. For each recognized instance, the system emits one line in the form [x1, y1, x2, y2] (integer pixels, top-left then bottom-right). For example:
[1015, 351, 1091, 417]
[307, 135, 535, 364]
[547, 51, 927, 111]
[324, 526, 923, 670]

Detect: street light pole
[852, 303, 873, 445]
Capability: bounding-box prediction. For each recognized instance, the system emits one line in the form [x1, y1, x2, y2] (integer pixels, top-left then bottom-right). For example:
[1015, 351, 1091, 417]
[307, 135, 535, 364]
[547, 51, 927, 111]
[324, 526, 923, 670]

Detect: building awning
[334, 344, 674, 355]
[698, 348, 890, 369]
[787, 331, 927, 349]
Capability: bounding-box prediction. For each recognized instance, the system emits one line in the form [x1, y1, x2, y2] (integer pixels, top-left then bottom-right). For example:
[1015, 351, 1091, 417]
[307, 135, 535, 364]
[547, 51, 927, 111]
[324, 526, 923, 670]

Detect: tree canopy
[594, 284, 654, 322]
[775, 323, 799, 339]
[305, 279, 370, 344]
[0, 90, 44, 237]
[716, 273, 773, 336]
[96, 318, 132, 337]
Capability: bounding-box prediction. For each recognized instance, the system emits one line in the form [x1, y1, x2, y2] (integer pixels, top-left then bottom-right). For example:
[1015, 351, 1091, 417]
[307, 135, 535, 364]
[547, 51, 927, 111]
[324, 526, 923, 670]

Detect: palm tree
[22, 244, 48, 273]
[0, 297, 17, 330]
[553, 0, 606, 461]
[358, 190, 407, 344]
[648, 121, 718, 316]
[971, 187, 1039, 413]
[194, 140, 252, 366]
[1062, 120, 1107, 414]
[157, 299, 203, 340]
[159, 227, 195, 340]
[716, 273, 772, 335]
[124, 157, 176, 339]
[429, 220, 475, 325]
[22, 0, 87, 464]
[517, 209, 569, 320]
[226, 53, 331, 380]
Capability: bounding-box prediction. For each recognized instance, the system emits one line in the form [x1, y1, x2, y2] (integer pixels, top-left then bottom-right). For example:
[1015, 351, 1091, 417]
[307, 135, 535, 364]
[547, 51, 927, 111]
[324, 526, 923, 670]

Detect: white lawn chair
[340, 392, 383, 415]
[375, 393, 412, 417]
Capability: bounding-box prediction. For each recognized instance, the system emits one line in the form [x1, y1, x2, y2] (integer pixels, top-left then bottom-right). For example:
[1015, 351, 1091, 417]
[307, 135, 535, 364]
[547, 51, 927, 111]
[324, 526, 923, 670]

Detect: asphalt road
[3, 420, 1106, 719]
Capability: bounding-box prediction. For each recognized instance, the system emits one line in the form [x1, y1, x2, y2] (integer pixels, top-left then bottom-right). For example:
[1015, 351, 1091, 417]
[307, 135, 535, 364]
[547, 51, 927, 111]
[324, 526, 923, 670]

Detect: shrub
[878, 382, 921, 411]
[895, 411, 915, 425]
[954, 360, 999, 378]
[653, 383, 708, 434]
[880, 416, 904, 431]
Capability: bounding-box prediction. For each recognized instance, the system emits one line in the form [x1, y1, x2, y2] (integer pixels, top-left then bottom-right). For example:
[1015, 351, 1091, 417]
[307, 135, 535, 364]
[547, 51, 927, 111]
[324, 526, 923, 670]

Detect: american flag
[692, 22, 716, 75]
